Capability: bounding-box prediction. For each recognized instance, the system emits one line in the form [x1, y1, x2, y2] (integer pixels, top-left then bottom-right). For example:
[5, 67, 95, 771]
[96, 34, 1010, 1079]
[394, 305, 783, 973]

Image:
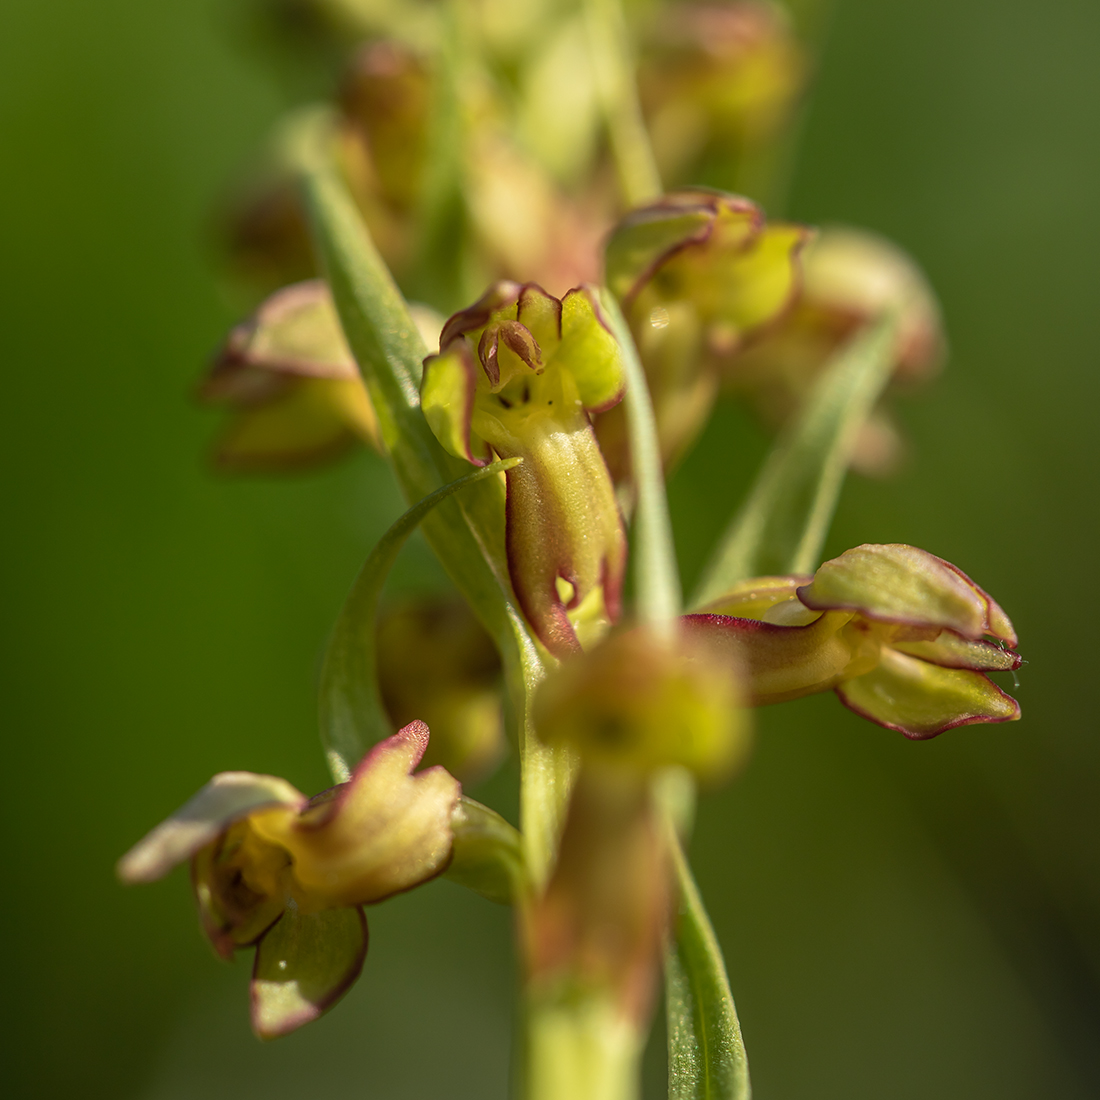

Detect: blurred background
[2, 0, 1098, 1097]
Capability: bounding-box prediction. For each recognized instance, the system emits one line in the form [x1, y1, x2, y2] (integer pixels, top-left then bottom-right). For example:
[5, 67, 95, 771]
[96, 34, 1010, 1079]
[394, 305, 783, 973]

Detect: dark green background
[2, 1, 1097, 1096]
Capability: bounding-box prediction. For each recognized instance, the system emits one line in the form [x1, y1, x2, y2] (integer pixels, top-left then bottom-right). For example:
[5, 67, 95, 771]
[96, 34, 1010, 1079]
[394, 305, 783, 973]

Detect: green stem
[319, 458, 521, 783]
[296, 128, 570, 885]
[600, 291, 681, 633]
[583, 0, 663, 208]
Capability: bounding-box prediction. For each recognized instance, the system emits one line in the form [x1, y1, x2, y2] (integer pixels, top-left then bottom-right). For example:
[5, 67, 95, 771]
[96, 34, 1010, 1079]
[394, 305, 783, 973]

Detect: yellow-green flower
[599, 189, 807, 475]
[722, 227, 944, 475]
[118, 723, 460, 1039]
[685, 543, 1021, 737]
[421, 281, 626, 657]
[202, 280, 383, 471]
[534, 625, 748, 781]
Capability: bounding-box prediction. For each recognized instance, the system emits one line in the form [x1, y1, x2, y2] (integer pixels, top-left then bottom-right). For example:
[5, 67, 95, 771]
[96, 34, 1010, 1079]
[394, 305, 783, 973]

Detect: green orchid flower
[118, 723, 460, 1039]
[420, 281, 627, 657]
[685, 543, 1021, 737]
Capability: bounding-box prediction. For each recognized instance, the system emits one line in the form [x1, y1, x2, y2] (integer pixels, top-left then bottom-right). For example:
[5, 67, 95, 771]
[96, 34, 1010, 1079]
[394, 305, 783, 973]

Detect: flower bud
[202, 280, 384, 471]
[600, 189, 807, 475]
[377, 596, 505, 783]
[722, 227, 945, 475]
[685, 544, 1021, 738]
[534, 626, 749, 781]
[639, 2, 808, 188]
[421, 282, 627, 656]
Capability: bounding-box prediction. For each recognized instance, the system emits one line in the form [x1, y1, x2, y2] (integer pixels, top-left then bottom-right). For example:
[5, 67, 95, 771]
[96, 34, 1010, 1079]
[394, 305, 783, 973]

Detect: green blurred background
[2, 0, 1098, 1096]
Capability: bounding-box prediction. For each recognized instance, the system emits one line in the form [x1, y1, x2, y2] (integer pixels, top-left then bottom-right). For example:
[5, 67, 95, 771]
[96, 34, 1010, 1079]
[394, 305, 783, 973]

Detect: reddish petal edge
[562, 285, 626, 414]
[834, 677, 1022, 741]
[422, 342, 489, 467]
[249, 906, 369, 1040]
[797, 545, 1019, 647]
[439, 281, 523, 348]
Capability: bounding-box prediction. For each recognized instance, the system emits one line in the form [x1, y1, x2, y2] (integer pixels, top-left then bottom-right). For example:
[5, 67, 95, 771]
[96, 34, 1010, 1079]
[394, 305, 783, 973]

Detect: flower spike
[421, 282, 627, 656]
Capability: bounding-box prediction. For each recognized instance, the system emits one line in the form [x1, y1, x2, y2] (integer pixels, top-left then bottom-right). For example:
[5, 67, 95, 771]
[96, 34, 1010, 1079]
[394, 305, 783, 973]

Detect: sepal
[796, 543, 1018, 645]
[117, 773, 304, 884]
[837, 648, 1020, 738]
[251, 721, 461, 907]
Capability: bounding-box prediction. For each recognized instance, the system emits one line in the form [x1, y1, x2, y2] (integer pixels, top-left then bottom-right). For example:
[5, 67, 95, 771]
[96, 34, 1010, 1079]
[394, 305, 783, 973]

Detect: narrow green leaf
[666, 831, 751, 1100]
[406, 0, 470, 313]
[583, 0, 663, 207]
[599, 290, 682, 633]
[320, 458, 520, 782]
[298, 140, 569, 886]
[692, 315, 899, 607]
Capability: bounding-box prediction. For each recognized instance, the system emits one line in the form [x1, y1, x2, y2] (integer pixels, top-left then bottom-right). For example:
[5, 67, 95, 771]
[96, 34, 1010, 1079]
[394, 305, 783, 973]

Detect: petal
[695, 575, 811, 621]
[892, 630, 1022, 672]
[252, 722, 461, 906]
[836, 647, 1020, 739]
[207, 280, 359, 387]
[251, 903, 368, 1040]
[556, 287, 626, 412]
[604, 191, 758, 305]
[421, 344, 491, 465]
[117, 773, 305, 884]
[438, 281, 522, 348]
[192, 826, 289, 960]
[797, 544, 1018, 645]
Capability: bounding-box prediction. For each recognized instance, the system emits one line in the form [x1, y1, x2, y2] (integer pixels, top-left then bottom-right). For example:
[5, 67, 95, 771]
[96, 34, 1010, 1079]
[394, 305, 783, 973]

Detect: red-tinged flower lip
[835, 678, 1021, 740]
[250, 905, 369, 1039]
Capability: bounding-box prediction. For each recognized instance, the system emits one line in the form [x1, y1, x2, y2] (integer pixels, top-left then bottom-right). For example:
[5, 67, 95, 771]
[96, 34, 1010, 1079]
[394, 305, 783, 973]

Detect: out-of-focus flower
[118, 723, 460, 1039]
[421, 281, 626, 657]
[722, 226, 945, 475]
[533, 626, 748, 782]
[685, 543, 1021, 738]
[377, 595, 505, 783]
[639, 1, 807, 190]
[526, 768, 670, 1042]
[218, 41, 432, 291]
[202, 280, 383, 471]
[599, 189, 807, 477]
